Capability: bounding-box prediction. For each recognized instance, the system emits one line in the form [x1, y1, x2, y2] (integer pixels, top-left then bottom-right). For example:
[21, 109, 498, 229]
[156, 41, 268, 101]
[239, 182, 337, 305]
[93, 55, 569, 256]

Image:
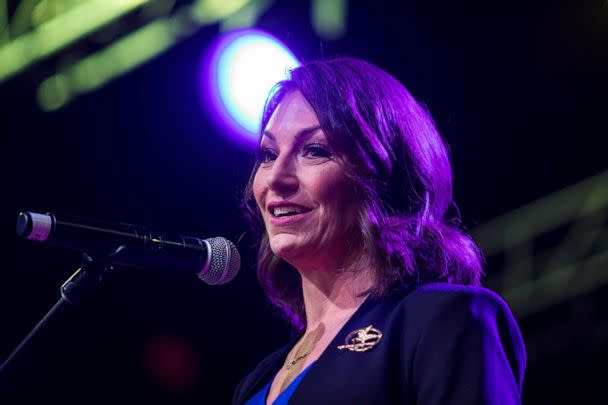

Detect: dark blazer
[233, 283, 526, 404]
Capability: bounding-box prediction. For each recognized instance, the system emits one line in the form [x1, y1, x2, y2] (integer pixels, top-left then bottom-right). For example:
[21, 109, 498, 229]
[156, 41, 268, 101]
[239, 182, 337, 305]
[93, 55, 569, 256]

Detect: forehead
[263, 91, 321, 141]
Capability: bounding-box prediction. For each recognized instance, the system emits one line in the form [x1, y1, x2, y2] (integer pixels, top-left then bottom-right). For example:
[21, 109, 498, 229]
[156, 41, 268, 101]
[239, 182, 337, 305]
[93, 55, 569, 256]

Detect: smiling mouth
[270, 206, 312, 218]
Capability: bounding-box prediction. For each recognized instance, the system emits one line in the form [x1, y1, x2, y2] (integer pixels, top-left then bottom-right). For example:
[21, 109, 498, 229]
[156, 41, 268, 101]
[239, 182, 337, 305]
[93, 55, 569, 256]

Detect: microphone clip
[60, 246, 126, 306]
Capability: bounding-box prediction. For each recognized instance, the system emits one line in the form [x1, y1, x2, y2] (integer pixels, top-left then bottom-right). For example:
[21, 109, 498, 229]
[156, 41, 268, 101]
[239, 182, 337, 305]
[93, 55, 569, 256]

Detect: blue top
[244, 362, 315, 405]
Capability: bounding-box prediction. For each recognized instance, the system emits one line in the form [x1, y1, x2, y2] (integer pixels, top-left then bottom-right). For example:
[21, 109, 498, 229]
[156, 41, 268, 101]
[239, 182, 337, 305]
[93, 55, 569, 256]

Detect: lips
[267, 201, 313, 218]
[266, 201, 313, 226]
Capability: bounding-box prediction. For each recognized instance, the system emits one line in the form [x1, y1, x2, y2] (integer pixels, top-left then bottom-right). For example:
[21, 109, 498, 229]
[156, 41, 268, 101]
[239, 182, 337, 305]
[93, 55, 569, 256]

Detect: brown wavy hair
[242, 57, 483, 330]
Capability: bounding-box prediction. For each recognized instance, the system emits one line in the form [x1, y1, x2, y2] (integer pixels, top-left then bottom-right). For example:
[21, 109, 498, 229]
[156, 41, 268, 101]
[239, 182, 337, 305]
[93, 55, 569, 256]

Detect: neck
[299, 264, 374, 333]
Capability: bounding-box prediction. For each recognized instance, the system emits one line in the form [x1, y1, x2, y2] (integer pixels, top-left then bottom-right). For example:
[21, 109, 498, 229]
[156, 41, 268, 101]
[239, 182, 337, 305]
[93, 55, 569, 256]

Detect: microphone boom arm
[0, 246, 124, 377]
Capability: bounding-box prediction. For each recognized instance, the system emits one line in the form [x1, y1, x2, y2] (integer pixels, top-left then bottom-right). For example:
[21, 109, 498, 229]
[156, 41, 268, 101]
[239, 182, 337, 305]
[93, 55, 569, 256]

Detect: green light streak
[37, 73, 70, 110]
[8, 0, 39, 39]
[312, 0, 347, 40]
[505, 249, 608, 317]
[38, 0, 253, 110]
[0, 0, 149, 84]
[219, 0, 272, 31]
[0, 0, 8, 45]
[471, 171, 608, 318]
[473, 170, 608, 254]
[190, 0, 249, 24]
[80, 17, 175, 90]
[40, 16, 175, 111]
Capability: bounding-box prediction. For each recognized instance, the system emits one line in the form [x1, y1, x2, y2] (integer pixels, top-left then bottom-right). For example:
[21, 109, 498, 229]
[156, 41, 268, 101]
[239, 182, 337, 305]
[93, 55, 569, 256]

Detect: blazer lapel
[239, 330, 306, 404]
[287, 296, 379, 403]
[287, 289, 413, 404]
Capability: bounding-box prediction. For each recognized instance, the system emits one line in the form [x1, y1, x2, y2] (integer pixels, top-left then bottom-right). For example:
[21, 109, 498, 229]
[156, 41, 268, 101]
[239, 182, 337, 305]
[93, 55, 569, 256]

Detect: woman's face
[253, 91, 359, 270]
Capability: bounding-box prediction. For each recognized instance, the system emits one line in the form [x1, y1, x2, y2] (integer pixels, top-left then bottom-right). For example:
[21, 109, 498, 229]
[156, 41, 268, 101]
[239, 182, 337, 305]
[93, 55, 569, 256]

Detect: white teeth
[273, 206, 304, 217]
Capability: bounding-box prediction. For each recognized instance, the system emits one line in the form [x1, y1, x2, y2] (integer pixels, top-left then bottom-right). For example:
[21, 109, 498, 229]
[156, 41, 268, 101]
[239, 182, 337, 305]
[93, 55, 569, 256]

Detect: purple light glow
[198, 29, 300, 149]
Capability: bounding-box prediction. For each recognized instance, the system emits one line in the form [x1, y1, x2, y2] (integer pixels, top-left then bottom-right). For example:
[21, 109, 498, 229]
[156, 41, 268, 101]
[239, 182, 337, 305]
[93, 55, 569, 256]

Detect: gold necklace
[283, 312, 355, 371]
[278, 313, 357, 392]
[285, 352, 309, 370]
[284, 324, 323, 371]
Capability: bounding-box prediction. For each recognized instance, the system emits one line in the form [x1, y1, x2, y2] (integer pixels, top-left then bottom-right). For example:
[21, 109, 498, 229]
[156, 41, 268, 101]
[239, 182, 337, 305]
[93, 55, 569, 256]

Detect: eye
[256, 147, 277, 164]
[302, 142, 333, 159]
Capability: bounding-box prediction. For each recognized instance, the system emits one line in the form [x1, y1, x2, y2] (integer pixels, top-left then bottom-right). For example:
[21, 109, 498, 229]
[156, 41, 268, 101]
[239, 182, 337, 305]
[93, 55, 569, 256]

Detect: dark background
[1, 1, 607, 404]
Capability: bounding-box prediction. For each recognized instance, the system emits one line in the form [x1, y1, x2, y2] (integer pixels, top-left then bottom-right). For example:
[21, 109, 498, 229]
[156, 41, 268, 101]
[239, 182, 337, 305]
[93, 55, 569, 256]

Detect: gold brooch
[337, 325, 383, 352]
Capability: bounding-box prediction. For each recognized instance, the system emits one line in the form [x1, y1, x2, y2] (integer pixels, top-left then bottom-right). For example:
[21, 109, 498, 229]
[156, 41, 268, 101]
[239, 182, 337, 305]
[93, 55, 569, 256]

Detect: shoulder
[376, 282, 524, 350]
[397, 282, 524, 351]
[401, 282, 514, 319]
[350, 283, 519, 341]
[399, 283, 527, 397]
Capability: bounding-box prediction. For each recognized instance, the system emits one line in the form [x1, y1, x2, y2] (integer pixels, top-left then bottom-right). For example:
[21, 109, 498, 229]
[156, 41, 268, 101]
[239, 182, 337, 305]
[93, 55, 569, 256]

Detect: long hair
[242, 57, 483, 330]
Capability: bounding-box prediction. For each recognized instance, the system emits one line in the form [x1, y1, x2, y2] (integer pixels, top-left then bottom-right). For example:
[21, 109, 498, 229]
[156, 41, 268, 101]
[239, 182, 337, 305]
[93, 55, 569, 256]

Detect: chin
[269, 234, 306, 262]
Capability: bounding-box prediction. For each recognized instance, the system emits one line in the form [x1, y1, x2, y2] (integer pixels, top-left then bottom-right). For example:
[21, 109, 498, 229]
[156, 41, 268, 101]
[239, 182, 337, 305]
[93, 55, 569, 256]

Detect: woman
[234, 57, 525, 404]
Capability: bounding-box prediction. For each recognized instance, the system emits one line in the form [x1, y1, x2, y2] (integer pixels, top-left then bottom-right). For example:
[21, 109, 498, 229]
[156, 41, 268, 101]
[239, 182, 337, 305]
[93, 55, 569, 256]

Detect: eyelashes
[303, 142, 333, 158]
[256, 147, 277, 164]
[256, 142, 333, 164]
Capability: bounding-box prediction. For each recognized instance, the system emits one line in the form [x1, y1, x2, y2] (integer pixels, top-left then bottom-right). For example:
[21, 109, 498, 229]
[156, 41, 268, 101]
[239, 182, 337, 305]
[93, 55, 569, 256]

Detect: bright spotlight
[200, 29, 300, 148]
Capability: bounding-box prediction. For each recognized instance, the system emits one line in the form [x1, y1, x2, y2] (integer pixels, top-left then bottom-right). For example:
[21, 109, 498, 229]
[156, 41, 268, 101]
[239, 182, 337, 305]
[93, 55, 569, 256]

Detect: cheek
[252, 170, 265, 210]
[313, 169, 356, 221]
[333, 188, 358, 227]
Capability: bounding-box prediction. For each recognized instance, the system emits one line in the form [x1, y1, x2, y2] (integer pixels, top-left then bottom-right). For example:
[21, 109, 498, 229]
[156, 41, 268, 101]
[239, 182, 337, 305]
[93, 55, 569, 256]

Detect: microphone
[16, 211, 240, 285]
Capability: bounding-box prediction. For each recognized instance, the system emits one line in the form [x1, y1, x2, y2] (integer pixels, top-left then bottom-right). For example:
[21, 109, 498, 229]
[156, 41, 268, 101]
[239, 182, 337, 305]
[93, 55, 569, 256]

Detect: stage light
[200, 29, 300, 148]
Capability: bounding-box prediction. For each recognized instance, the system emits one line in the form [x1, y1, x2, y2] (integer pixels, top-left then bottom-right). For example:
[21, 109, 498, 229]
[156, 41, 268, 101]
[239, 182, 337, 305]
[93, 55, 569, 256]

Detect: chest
[265, 335, 335, 404]
[267, 336, 409, 404]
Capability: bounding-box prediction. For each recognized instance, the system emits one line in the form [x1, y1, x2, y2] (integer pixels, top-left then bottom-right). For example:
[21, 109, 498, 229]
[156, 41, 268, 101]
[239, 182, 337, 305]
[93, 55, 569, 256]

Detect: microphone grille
[198, 237, 240, 285]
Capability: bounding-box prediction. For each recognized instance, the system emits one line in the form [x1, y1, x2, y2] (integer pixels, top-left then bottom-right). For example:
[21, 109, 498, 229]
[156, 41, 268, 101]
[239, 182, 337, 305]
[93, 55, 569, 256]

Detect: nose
[266, 154, 298, 195]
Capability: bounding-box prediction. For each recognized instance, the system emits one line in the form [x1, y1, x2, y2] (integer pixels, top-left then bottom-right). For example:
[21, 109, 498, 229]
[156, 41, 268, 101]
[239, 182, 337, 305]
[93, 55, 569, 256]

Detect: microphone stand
[0, 246, 126, 377]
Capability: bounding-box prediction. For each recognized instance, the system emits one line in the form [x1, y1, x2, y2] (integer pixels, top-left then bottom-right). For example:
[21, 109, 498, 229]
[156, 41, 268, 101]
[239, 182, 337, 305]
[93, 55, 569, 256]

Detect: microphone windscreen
[198, 237, 240, 285]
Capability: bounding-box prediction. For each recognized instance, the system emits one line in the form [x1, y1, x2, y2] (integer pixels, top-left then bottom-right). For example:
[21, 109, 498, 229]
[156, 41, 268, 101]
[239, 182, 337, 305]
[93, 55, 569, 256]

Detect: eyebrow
[262, 125, 323, 143]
